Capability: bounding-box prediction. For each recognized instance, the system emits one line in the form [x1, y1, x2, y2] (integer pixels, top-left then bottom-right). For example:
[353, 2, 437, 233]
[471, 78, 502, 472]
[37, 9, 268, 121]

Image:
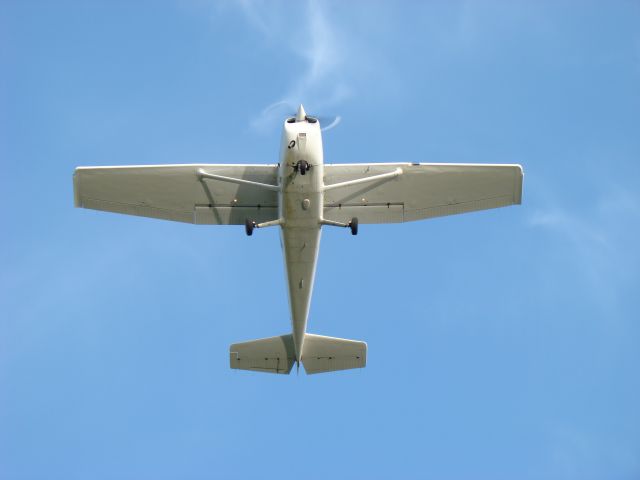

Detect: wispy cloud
[528, 185, 640, 314]
[235, 0, 271, 36]
[548, 424, 640, 479]
[232, 0, 353, 130]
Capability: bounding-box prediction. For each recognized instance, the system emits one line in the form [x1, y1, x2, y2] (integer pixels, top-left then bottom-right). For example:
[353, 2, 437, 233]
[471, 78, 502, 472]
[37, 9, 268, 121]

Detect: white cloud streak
[528, 185, 640, 314]
[233, 0, 352, 130]
[548, 424, 640, 479]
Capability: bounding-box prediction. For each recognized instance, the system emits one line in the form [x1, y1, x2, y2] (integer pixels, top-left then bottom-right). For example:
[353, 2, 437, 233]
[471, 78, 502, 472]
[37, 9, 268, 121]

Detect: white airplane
[74, 105, 523, 375]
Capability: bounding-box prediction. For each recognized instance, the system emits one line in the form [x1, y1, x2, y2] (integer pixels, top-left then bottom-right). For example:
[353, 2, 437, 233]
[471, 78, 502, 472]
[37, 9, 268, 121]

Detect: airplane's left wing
[74, 164, 279, 225]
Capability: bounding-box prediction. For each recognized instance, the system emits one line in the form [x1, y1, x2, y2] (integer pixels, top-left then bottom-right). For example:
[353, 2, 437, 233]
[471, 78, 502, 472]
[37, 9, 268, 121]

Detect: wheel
[245, 219, 255, 236]
[349, 217, 358, 236]
[297, 160, 309, 175]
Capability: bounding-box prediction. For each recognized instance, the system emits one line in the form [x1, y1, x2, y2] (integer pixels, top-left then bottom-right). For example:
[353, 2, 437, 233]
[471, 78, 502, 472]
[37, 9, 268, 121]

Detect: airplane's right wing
[323, 163, 523, 224]
[74, 164, 279, 225]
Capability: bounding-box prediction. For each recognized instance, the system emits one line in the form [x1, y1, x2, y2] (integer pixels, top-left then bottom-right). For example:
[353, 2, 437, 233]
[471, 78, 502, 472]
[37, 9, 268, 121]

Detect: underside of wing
[74, 164, 279, 225]
[323, 163, 523, 224]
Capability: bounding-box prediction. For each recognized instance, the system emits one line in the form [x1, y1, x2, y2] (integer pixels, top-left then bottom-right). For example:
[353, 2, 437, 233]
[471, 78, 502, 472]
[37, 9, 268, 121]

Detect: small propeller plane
[74, 105, 523, 375]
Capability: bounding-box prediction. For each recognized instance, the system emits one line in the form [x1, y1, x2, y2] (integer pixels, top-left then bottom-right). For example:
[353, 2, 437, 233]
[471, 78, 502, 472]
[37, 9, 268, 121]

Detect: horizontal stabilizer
[302, 334, 367, 374]
[230, 334, 295, 374]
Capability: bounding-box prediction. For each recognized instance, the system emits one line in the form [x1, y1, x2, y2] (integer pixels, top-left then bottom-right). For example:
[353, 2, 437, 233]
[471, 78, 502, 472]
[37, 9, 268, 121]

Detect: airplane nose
[296, 104, 306, 122]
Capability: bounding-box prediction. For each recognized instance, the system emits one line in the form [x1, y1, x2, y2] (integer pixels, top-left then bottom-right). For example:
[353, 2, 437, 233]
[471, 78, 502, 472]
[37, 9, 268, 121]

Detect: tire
[350, 217, 358, 236]
[245, 219, 254, 236]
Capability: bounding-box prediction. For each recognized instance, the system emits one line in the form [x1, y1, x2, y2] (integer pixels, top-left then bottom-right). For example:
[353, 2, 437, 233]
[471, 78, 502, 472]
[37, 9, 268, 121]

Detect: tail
[230, 333, 366, 375]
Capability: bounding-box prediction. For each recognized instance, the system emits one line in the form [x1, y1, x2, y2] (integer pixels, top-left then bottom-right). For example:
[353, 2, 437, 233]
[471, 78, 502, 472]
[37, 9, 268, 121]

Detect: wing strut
[197, 168, 280, 191]
[323, 167, 403, 191]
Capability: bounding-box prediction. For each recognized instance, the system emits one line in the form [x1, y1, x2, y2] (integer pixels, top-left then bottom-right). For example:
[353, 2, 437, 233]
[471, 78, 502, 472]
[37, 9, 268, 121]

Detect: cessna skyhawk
[73, 105, 523, 375]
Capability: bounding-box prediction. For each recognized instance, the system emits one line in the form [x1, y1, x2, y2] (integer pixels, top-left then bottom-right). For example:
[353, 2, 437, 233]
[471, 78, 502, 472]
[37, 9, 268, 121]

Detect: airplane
[73, 105, 523, 375]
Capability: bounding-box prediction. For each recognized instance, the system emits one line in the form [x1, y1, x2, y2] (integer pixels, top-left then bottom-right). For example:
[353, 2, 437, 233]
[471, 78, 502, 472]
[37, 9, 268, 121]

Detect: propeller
[316, 115, 341, 132]
[261, 101, 342, 132]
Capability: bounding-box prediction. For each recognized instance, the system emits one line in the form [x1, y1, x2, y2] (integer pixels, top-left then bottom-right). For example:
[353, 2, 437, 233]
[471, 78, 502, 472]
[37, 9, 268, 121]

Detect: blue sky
[2, 1, 640, 479]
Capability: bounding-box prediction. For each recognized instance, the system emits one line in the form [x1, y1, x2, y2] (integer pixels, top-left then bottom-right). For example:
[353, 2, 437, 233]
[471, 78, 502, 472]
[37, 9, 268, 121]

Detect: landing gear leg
[245, 218, 283, 236]
[320, 217, 359, 235]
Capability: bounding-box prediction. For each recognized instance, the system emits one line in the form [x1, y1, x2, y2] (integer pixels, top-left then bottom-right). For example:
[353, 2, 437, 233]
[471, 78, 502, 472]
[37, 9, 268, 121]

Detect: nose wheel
[294, 160, 310, 175]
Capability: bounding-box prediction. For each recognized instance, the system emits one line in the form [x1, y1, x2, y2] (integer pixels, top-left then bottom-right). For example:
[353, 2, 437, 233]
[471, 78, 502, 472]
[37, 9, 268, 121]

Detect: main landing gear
[319, 217, 359, 235]
[246, 217, 358, 236]
[244, 218, 283, 236]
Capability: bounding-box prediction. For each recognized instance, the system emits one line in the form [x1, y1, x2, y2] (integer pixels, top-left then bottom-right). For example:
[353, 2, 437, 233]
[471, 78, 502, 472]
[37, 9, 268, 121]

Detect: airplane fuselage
[278, 114, 324, 362]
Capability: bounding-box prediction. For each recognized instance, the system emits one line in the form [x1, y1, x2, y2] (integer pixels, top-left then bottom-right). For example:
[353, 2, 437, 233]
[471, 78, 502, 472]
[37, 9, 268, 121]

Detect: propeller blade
[259, 101, 342, 132]
[318, 115, 341, 132]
